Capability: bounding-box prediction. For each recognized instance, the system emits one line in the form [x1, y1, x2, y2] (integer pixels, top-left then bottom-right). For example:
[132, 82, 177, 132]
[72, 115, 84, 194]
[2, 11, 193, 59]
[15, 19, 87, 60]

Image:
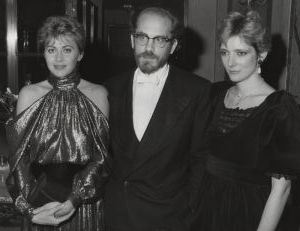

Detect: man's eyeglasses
[132, 33, 174, 48]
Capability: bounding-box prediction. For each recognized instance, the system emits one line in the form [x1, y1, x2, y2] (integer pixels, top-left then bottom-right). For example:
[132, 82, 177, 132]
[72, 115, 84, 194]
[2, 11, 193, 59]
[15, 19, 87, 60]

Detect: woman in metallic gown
[6, 15, 110, 230]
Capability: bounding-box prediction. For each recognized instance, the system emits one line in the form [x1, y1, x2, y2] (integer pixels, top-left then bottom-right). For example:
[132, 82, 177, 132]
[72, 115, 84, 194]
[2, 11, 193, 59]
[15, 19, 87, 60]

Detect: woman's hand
[31, 202, 63, 226]
[32, 201, 62, 215]
[31, 201, 76, 226]
[54, 200, 76, 220]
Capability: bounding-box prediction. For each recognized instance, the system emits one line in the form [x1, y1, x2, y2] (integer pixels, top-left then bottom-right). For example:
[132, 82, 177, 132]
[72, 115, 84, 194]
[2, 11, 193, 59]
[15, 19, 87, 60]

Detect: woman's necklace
[230, 91, 243, 107]
[225, 87, 267, 109]
[225, 90, 244, 108]
[225, 76, 272, 109]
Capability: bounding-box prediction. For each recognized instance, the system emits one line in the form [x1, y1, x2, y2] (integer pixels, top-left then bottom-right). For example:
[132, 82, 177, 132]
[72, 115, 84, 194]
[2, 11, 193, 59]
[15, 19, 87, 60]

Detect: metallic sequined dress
[6, 72, 110, 231]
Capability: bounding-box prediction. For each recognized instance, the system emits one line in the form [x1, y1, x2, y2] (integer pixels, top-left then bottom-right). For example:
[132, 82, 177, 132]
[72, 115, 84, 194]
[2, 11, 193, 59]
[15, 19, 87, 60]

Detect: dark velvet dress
[193, 89, 300, 231]
[5, 72, 110, 231]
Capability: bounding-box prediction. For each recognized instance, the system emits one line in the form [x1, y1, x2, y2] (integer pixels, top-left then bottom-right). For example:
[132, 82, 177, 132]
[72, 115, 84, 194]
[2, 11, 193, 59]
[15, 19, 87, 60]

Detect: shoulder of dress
[267, 91, 297, 107]
[78, 80, 109, 117]
[264, 91, 300, 120]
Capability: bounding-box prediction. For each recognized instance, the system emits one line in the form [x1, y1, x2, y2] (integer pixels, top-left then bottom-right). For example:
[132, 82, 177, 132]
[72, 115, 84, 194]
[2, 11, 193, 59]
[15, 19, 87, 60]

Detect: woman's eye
[237, 51, 247, 56]
[46, 48, 55, 54]
[220, 51, 227, 56]
[63, 48, 72, 54]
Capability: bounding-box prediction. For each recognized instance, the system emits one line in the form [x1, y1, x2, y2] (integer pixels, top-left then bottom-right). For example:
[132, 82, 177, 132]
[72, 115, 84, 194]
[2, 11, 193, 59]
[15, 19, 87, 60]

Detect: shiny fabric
[193, 89, 300, 231]
[6, 71, 110, 231]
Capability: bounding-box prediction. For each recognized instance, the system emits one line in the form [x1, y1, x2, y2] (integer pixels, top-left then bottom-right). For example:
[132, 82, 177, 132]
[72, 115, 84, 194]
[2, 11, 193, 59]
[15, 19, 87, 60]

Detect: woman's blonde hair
[218, 11, 271, 54]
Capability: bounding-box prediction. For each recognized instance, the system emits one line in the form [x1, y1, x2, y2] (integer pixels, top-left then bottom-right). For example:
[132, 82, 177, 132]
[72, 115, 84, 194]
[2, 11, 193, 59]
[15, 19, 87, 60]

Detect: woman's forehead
[221, 36, 251, 49]
[46, 35, 76, 46]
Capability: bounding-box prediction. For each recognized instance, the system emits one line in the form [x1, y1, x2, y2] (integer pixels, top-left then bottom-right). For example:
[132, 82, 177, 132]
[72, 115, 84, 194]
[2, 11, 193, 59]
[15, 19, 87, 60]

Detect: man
[104, 7, 211, 231]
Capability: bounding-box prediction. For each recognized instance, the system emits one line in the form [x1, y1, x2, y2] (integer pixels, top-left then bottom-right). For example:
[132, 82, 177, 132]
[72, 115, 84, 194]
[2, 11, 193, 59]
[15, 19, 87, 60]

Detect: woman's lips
[54, 65, 66, 70]
[228, 70, 239, 74]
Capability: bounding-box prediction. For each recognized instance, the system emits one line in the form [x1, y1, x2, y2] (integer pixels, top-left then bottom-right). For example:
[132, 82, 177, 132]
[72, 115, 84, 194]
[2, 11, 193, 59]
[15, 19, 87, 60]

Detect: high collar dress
[6, 71, 110, 231]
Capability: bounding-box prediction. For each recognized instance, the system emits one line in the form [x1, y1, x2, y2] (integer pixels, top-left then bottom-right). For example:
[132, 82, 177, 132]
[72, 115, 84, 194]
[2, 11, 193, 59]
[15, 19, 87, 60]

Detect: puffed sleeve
[5, 102, 43, 217]
[6, 155, 35, 218]
[264, 92, 300, 177]
[68, 110, 111, 207]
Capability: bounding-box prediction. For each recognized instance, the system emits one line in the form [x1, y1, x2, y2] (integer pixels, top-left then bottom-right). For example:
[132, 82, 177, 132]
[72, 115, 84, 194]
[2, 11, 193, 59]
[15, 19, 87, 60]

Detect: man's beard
[135, 51, 167, 74]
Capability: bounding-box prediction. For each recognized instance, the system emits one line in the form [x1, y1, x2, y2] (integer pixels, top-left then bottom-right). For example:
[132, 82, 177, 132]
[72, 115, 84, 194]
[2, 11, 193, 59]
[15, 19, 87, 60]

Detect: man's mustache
[137, 52, 158, 60]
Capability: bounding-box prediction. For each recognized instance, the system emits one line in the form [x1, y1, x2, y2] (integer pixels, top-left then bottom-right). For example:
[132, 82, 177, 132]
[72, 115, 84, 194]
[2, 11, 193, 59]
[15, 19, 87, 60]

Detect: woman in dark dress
[193, 11, 300, 231]
[6, 16, 110, 230]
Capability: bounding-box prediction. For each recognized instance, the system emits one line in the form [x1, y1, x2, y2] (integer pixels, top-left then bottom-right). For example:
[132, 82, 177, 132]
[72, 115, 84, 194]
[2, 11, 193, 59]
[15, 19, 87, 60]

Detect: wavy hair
[218, 11, 271, 54]
[37, 15, 85, 53]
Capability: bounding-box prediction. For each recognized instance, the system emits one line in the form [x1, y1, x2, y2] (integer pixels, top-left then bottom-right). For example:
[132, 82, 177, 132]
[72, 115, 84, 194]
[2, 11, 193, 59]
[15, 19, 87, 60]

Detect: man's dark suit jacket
[104, 66, 211, 231]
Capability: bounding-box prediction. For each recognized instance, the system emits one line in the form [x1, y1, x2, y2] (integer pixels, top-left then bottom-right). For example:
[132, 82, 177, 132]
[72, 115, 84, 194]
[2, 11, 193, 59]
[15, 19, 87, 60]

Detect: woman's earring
[258, 66, 261, 74]
[257, 59, 263, 74]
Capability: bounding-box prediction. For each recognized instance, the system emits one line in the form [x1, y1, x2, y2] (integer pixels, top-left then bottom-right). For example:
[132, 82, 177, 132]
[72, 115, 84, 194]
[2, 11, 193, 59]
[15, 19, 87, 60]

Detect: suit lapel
[130, 66, 191, 173]
[112, 71, 138, 154]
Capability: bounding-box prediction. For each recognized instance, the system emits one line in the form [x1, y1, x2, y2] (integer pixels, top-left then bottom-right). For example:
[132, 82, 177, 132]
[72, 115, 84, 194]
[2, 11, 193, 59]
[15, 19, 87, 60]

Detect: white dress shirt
[132, 64, 169, 141]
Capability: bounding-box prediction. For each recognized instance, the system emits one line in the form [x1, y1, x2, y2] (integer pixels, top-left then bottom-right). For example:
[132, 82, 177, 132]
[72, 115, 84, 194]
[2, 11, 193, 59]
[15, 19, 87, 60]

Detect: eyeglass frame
[132, 32, 175, 48]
